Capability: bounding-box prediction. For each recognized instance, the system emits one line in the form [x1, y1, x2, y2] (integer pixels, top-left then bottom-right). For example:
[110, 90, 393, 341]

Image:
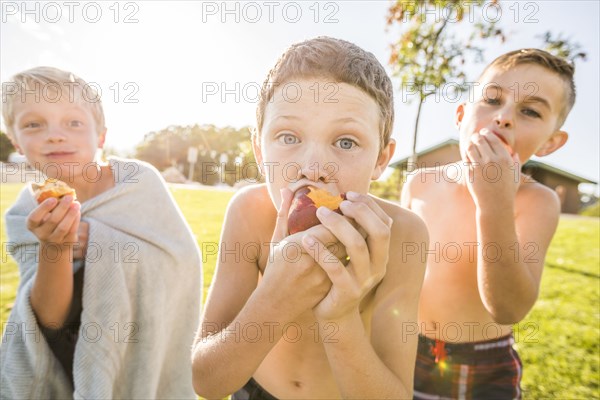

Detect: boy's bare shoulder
[225, 184, 276, 236]
[373, 195, 429, 244]
[516, 177, 561, 216]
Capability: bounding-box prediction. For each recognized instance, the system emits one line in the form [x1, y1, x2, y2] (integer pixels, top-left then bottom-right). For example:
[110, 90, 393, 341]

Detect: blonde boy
[1, 67, 201, 398]
[401, 49, 574, 399]
[192, 37, 429, 399]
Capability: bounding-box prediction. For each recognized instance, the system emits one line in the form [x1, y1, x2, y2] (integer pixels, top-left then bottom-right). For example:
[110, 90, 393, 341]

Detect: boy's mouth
[488, 130, 514, 155]
[290, 183, 340, 197]
[45, 151, 76, 158]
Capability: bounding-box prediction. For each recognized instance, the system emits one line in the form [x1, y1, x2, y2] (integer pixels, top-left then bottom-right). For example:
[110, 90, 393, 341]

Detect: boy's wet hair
[2, 66, 106, 137]
[481, 49, 576, 126]
[256, 36, 394, 152]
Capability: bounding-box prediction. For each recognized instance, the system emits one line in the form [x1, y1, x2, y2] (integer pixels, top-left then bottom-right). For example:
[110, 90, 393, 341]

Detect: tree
[135, 124, 257, 186]
[538, 31, 587, 62]
[0, 131, 16, 162]
[387, 0, 505, 166]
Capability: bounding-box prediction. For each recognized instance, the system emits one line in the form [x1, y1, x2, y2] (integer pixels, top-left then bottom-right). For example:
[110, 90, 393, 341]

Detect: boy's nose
[494, 107, 514, 129]
[297, 148, 333, 183]
[46, 126, 67, 142]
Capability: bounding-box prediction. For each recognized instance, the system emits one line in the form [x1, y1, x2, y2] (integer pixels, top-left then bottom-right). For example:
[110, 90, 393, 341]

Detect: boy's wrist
[475, 198, 515, 217]
[39, 241, 76, 262]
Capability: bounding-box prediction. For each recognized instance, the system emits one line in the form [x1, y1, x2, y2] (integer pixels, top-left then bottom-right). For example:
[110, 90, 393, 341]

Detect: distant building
[390, 139, 597, 214]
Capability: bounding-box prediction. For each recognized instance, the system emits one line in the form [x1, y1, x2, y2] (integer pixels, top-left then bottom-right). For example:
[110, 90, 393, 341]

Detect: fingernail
[346, 191, 359, 200]
[317, 206, 331, 217]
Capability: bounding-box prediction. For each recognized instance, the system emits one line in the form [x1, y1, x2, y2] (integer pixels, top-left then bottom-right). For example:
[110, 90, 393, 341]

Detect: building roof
[390, 139, 459, 168]
[390, 138, 597, 184]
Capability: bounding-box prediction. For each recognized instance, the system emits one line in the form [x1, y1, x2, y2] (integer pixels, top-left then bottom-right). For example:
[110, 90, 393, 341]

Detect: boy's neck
[55, 162, 115, 203]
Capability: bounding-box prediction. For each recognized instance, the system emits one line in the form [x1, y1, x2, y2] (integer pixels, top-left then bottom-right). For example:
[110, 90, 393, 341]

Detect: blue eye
[277, 134, 299, 145]
[336, 138, 356, 150]
[23, 122, 41, 129]
[70, 120, 83, 127]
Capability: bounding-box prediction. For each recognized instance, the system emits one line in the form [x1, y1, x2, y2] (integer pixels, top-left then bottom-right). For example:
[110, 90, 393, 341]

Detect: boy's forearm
[476, 207, 538, 323]
[321, 311, 411, 399]
[192, 289, 290, 398]
[30, 243, 75, 328]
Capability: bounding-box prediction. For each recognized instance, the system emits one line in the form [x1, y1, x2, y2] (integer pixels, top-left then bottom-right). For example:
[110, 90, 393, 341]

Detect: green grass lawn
[1, 183, 598, 398]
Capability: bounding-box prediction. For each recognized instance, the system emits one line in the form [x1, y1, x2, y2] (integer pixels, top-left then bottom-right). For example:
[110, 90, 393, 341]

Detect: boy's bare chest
[413, 186, 478, 245]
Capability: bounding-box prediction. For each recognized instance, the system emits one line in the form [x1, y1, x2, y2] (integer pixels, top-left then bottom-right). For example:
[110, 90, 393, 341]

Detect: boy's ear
[535, 130, 568, 157]
[97, 128, 107, 149]
[455, 103, 466, 128]
[371, 139, 396, 180]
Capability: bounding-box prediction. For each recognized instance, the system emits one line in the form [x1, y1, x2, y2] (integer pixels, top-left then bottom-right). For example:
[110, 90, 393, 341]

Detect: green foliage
[0, 131, 16, 162]
[538, 31, 587, 63]
[369, 169, 403, 200]
[135, 124, 258, 186]
[387, 0, 504, 98]
[518, 217, 599, 398]
[580, 201, 600, 217]
[387, 0, 504, 159]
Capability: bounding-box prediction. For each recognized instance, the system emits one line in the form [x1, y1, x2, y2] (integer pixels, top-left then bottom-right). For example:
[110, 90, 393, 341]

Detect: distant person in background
[1, 66, 201, 399]
[402, 49, 574, 399]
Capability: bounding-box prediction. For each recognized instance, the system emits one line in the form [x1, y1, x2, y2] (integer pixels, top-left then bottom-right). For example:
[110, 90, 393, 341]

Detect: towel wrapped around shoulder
[1, 157, 202, 399]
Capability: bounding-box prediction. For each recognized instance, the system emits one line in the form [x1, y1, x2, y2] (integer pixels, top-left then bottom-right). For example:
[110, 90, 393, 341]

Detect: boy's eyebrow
[333, 116, 365, 124]
[522, 95, 552, 111]
[272, 115, 302, 121]
[486, 84, 552, 110]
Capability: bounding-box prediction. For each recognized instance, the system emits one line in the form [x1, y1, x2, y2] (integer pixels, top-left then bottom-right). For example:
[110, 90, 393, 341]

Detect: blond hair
[2, 66, 106, 137]
[481, 49, 576, 126]
[256, 37, 394, 152]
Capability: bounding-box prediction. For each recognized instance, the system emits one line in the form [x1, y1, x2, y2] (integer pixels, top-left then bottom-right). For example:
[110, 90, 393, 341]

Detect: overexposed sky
[1, 1, 598, 183]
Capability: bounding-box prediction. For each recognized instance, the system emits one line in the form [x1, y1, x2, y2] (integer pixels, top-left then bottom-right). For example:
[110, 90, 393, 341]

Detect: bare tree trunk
[399, 97, 425, 201]
[409, 97, 424, 166]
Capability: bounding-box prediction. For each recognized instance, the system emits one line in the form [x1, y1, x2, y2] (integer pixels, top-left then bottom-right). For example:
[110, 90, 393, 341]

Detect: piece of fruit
[287, 186, 345, 234]
[32, 178, 77, 204]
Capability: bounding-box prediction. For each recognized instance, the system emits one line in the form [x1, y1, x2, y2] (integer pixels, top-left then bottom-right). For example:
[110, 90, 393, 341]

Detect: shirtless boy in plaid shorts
[402, 49, 575, 399]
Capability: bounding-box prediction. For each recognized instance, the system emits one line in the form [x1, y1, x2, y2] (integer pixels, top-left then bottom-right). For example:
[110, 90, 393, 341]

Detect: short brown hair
[256, 36, 394, 152]
[2, 66, 106, 138]
[481, 49, 576, 126]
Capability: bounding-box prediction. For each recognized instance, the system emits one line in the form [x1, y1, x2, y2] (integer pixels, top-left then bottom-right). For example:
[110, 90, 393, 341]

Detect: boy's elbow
[490, 312, 523, 326]
[191, 351, 231, 399]
[192, 368, 223, 399]
[489, 303, 533, 325]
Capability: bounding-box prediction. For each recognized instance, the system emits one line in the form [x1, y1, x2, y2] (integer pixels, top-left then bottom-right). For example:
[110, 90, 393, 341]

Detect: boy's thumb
[272, 188, 293, 242]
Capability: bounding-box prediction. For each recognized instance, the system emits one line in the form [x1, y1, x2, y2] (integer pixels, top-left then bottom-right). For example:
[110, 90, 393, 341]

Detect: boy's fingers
[50, 202, 80, 241]
[302, 235, 351, 288]
[26, 198, 58, 228]
[343, 192, 392, 227]
[466, 140, 483, 165]
[316, 207, 370, 280]
[46, 196, 75, 226]
[272, 188, 294, 242]
[472, 133, 493, 161]
[338, 200, 391, 269]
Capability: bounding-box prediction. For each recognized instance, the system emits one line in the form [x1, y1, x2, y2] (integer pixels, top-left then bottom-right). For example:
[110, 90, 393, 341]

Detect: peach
[32, 179, 77, 204]
[287, 186, 345, 234]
